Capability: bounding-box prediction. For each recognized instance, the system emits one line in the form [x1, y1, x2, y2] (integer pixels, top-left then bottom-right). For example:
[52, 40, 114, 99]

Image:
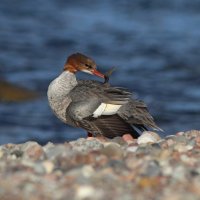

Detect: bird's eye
[85, 64, 92, 69]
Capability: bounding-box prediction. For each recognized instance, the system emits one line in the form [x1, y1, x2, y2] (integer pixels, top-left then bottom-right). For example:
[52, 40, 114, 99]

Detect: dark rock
[10, 150, 23, 158]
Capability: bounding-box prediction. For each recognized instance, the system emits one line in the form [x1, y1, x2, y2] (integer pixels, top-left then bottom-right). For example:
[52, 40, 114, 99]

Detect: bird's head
[64, 53, 104, 78]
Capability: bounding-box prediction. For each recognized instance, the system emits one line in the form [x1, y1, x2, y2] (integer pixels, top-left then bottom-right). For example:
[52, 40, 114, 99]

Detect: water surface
[1, 0, 200, 144]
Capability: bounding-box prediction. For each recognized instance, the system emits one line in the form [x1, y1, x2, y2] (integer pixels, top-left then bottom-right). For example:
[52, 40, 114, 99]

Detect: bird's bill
[92, 69, 105, 78]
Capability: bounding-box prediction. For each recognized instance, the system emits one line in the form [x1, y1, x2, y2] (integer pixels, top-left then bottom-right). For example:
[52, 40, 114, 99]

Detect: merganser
[47, 53, 161, 139]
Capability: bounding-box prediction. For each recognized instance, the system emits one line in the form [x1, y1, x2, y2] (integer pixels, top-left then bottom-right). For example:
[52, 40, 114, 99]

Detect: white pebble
[103, 142, 121, 148]
[42, 161, 54, 173]
[137, 131, 161, 145]
[174, 144, 193, 153]
[76, 185, 95, 200]
[82, 165, 95, 178]
[127, 146, 138, 152]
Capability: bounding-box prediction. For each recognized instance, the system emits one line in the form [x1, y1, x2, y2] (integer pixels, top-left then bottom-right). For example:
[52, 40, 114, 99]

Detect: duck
[47, 53, 161, 139]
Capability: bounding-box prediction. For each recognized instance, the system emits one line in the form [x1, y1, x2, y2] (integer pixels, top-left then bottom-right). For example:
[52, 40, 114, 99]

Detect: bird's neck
[48, 70, 77, 100]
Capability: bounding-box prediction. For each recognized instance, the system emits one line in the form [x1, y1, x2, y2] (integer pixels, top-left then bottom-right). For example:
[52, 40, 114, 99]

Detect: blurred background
[1, 0, 200, 144]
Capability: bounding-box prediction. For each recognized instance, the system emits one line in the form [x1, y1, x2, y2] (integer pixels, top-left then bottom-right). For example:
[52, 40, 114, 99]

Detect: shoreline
[0, 130, 200, 200]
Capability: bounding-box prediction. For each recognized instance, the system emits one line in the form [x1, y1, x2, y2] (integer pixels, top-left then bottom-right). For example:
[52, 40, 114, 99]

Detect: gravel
[0, 130, 200, 200]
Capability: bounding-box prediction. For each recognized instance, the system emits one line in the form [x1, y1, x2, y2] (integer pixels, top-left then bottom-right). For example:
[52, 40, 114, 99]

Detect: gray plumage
[48, 71, 161, 138]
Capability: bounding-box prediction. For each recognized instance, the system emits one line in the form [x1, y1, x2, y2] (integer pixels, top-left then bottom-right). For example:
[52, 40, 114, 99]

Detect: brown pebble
[195, 136, 200, 147]
[23, 142, 44, 160]
[122, 134, 135, 143]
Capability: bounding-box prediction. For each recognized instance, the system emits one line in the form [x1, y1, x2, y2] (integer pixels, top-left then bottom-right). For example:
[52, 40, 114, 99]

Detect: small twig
[103, 67, 116, 84]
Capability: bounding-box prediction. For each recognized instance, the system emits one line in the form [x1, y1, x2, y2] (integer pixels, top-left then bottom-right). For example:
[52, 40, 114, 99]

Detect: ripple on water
[1, 0, 200, 143]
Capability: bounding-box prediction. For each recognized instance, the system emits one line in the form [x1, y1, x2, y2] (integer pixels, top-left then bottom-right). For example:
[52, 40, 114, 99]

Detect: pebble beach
[0, 130, 200, 200]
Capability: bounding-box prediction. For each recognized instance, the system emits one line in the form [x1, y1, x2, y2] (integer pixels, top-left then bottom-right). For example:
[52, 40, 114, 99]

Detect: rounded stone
[101, 142, 123, 159]
[174, 143, 193, 153]
[174, 135, 187, 144]
[42, 161, 54, 174]
[142, 160, 161, 177]
[0, 150, 4, 158]
[185, 130, 200, 138]
[195, 136, 200, 147]
[76, 185, 96, 200]
[22, 142, 44, 160]
[137, 131, 161, 145]
[111, 137, 127, 146]
[126, 146, 138, 153]
[45, 145, 71, 159]
[70, 138, 103, 153]
[165, 135, 177, 147]
[10, 150, 23, 158]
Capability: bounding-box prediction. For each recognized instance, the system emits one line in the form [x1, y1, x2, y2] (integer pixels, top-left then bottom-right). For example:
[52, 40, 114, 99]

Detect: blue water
[1, 0, 200, 144]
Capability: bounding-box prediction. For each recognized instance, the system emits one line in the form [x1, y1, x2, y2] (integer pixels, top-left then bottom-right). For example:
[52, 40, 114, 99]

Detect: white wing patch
[93, 103, 107, 118]
[103, 104, 122, 115]
[93, 103, 122, 118]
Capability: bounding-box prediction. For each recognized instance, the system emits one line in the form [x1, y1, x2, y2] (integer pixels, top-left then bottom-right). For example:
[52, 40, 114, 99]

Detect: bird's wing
[65, 80, 141, 138]
[76, 114, 140, 138]
[118, 99, 162, 131]
[67, 80, 132, 120]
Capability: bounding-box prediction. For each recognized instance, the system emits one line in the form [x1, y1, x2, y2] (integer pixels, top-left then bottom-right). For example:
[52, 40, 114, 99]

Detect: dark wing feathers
[119, 99, 162, 131]
[78, 114, 140, 138]
[67, 80, 161, 138]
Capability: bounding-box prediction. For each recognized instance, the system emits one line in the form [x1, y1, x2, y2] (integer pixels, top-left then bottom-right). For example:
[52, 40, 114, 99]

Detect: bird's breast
[47, 71, 77, 124]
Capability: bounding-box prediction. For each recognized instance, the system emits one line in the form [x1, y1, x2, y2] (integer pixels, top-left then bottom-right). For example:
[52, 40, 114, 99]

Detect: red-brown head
[64, 53, 104, 78]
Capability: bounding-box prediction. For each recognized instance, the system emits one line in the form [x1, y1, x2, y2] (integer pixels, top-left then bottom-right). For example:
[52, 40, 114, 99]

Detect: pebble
[125, 156, 143, 170]
[0, 130, 199, 200]
[34, 163, 46, 174]
[172, 165, 186, 181]
[185, 130, 200, 138]
[42, 161, 54, 174]
[174, 135, 187, 144]
[81, 165, 95, 178]
[158, 139, 169, 149]
[162, 165, 173, 176]
[137, 131, 161, 145]
[195, 136, 200, 147]
[187, 138, 196, 146]
[140, 160, 161, 177]
[42, 142, 55, 153]
[126, 145, 138, 153]
[180, 154, 196, 165]
[101, 142, 123, 159]
[0, 150, 4, 158]
[174, 143, 193, 153]
[70, 138, 104, 152]
[111, 137, 127, 146]
[175, 131, 185, 136]
[76, 185, 96, 200]
[165, 135, 177, 146]
[44, 144, 71, 159]
[22, 141, 44, 160]
[11, 149, 24, 158]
